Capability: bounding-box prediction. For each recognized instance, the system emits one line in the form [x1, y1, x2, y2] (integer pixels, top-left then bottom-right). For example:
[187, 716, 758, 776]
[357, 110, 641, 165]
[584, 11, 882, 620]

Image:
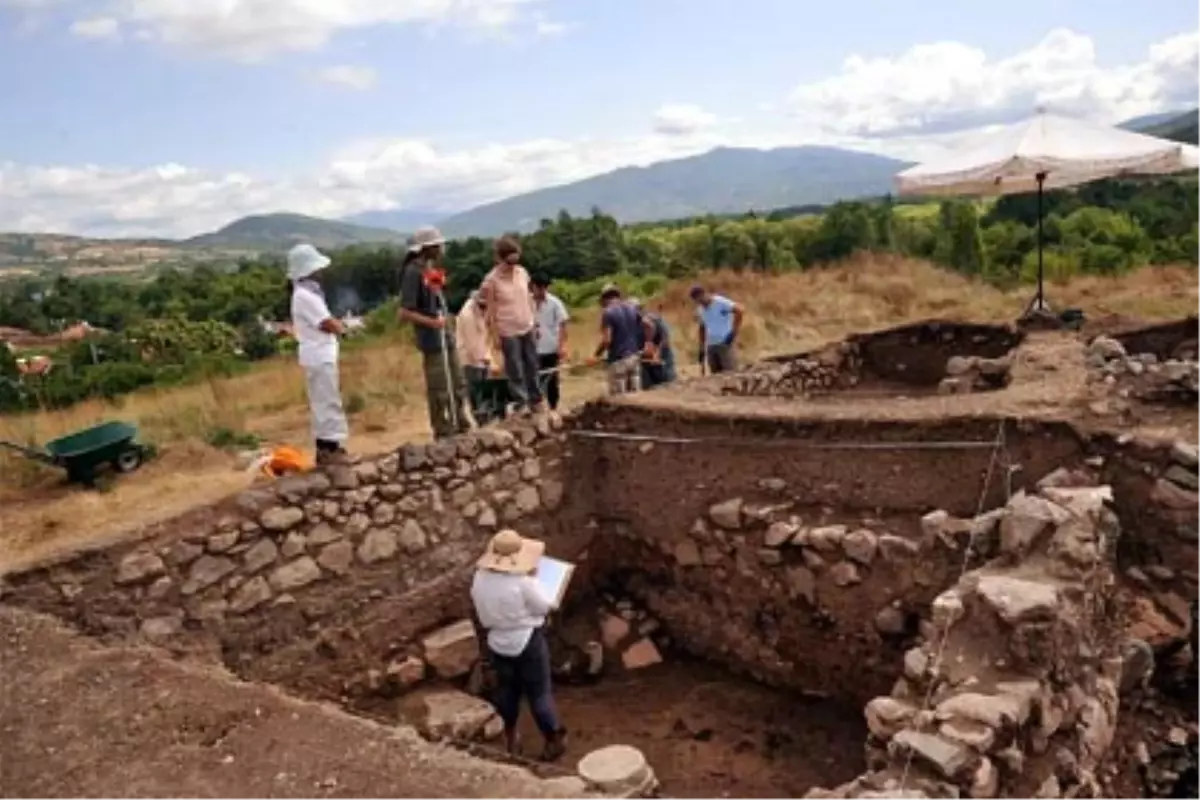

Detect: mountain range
[2, 107, 1196, 270]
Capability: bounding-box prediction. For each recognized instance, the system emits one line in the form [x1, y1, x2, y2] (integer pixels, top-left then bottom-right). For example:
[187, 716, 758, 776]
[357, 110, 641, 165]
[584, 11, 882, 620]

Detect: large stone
[865, 697, 917, 739]
[936, 691, 1029, 728]
[386, 656, 426, 687]
[229, 576, 272, 613]
[402, 444, 428, 470]
[398, 520, 428, 554]
[165, 540, 204, 567]
[940, 719, 996, 751]
[422, 620, 479, 678]
[242, 538, 279, 574]
[807, 525, 847, 553]
[115, 550, 166, 585]
[307, 523, 342, 546]
[577, 745, 655, 798]
[181, 555, 236, 595]
[879, 534, 920, 561]
[1165, 465, 1199, 492]
[1152, 477, 1198, 510]
[998, 492, 1066, 555]
[709, 498, 743, 530]
[280, 531, 307, 559]
[316, 540, 354, 575]
[371, 503, 396, 525]
[139, 614, 183, 642]
[206, 531, 240, 554]
[513, 485, 541, 516]
[415, 690, 502, 741]
[829, 561, 861, 587]
[674, 540, 701, 567]
[892, 730, 973, 780]
[764, 522, 796, 548]
[976, 574, 1059, 623]
[357, 528, 398, 564]
[268, 557, 322, 592]
[842, 529, 878, 565]
[621, 638, 662, 670]
[260, 506, 304, 532]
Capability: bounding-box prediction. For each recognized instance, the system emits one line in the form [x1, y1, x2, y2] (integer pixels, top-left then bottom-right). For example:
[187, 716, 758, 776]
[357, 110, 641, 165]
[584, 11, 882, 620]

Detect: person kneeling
[470, 529, 568, 761]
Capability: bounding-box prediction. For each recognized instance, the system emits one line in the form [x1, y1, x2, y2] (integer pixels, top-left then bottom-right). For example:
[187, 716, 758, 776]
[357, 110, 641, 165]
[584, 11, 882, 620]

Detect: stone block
[260, 506, 304, 532]
[357, 528, 398, 564]
[415, 690, 502, 741]
[115, 550, 166, 586]
[422, 620, 479, 678]
[268, 557, 322, 592]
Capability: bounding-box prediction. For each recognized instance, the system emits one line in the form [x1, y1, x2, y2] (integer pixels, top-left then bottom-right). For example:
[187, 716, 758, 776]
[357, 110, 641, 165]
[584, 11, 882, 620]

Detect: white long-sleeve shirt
[470, 569, 556, 656]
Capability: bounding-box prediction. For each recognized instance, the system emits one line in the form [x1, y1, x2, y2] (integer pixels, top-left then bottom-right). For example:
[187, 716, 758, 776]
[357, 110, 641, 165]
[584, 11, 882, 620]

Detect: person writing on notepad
[470, 529, 569, 761]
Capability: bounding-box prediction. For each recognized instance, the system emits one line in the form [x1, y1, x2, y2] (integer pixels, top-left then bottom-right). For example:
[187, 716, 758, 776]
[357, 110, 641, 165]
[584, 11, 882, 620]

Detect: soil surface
[0, 606, 588, 799]
[531, 660, 867, 798]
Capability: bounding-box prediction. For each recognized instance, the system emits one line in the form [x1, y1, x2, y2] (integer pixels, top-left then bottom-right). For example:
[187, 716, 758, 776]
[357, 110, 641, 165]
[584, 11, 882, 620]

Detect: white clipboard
[534, 555, 575, 608]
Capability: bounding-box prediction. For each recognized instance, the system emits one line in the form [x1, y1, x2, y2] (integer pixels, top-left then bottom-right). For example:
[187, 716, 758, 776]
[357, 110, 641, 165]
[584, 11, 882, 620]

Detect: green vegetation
[1, 174, 1195, 414]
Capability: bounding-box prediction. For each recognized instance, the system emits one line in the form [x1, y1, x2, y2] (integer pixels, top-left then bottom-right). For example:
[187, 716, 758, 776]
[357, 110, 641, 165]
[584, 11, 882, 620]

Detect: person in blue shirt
[689, 284, 744, 374]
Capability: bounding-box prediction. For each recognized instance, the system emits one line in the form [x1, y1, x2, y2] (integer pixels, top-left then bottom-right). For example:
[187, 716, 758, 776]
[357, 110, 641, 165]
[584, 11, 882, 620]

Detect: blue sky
[0, 0, 1196, 237]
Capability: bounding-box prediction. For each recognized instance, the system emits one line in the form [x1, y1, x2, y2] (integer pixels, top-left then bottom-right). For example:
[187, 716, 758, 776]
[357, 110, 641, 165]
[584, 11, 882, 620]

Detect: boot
[540, 728, 568, 762]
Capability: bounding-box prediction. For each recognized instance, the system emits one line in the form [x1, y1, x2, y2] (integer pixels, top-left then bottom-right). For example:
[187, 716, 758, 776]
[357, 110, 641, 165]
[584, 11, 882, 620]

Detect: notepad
[535, 555, 575, 608]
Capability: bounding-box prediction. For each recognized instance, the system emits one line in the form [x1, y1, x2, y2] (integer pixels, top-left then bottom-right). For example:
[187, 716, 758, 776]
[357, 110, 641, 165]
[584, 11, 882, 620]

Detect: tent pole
[1035, 172, 1046, 310]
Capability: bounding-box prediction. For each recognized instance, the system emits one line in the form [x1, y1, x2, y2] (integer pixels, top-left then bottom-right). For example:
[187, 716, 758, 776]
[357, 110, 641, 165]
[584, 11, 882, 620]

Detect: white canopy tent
[895, 111, 1200, 313]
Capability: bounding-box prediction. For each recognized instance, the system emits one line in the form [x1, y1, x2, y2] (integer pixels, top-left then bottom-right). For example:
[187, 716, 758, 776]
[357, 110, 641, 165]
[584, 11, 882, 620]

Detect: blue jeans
[488, 627, 561, 736]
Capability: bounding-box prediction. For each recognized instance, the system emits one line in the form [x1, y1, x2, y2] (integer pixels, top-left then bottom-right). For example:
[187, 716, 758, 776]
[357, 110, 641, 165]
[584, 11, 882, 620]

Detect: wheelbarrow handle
[0, 439, 57, 466]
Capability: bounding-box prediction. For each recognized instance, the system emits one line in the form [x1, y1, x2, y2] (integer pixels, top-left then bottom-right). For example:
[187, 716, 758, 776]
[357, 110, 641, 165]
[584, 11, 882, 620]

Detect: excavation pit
[2, 320, 1197, 798]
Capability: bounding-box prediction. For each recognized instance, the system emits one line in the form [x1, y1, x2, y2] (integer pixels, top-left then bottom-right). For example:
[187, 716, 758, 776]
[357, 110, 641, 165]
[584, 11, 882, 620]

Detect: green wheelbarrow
[1, 420, 149, 486]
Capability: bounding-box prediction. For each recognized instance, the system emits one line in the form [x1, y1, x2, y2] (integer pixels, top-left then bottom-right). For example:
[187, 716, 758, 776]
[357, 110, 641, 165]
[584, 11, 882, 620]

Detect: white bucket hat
[476, 529, 545, 574]
[407, 225, 446, 254]
[286, 243, 331, 281]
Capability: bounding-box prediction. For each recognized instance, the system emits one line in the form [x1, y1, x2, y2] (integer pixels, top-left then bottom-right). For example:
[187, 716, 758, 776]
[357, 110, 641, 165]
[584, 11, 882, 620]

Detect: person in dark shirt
[591, 284, 654, 396]
[398, 225, 472, 439]
[629, 298, 676, 389]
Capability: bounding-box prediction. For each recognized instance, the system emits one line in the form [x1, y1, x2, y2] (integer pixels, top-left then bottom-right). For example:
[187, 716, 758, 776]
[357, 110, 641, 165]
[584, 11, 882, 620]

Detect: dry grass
[2, 255, 1196, 573]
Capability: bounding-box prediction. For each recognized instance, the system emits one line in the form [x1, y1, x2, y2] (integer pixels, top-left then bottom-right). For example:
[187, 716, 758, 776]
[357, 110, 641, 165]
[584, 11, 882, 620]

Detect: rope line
[897, 419, 1010, 792]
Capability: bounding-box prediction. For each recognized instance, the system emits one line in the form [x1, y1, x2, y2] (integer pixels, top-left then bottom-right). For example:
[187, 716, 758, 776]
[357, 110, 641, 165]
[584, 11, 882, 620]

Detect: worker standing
[398, 226, 471, 439]
[689, 284, 744, 374]
[531, 274, 569, 410]
[480, 237, 543, 412]
[629, 298, 676, 389]
[591, 284, 655, 395]
[287, 243, 350, 465]
[457, 289, 499, 424]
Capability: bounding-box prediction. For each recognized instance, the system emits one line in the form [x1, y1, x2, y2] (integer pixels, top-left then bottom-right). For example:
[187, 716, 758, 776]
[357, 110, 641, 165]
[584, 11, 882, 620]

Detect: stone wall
[808, 480, 1126, 799]
[2, 415, 577, 707]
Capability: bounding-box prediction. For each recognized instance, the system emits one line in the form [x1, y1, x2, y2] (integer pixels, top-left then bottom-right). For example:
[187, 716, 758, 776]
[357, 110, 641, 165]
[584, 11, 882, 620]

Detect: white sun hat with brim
[286, 243, 331, 281]
[477, 528, 545, 574]
[407, 225, 446, 253]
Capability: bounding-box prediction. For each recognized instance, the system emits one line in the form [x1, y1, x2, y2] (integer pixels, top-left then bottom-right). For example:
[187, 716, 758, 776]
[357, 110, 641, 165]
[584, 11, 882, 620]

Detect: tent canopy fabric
[895, 112, 1200, 197]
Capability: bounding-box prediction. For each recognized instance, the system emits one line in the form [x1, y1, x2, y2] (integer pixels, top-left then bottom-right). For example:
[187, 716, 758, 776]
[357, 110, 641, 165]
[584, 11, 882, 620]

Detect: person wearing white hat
[287, 243, 349, 465]
[398, 225, 472, 439]
[470, 528, 569, 761]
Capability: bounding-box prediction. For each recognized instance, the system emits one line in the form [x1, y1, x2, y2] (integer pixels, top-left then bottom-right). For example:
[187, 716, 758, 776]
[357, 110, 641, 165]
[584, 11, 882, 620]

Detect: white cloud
[3, 28, 1197, 239]
[532, 14, 571, 37]
[20, 0, 548, 61]
[653, 103, 719, 136]
[314, 64, 377, 91]
[69, 16, 120, 40]
[789, 27, 1200, 137]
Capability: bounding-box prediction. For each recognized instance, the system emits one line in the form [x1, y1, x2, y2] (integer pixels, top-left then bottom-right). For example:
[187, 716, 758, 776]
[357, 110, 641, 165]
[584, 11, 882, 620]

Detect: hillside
[340, 209, 447, 233]
[186, 212, 406, 250]
[1139, 108, 1199, 145]
[437, 145, 909, 238]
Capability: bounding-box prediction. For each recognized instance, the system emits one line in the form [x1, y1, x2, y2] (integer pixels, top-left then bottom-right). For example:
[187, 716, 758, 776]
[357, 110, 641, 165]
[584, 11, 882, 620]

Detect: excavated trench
[3, 320, 1196, 798]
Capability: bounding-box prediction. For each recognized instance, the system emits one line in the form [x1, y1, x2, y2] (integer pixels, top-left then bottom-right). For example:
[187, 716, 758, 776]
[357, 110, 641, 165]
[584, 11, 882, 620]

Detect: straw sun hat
[477, 529, 545, 574]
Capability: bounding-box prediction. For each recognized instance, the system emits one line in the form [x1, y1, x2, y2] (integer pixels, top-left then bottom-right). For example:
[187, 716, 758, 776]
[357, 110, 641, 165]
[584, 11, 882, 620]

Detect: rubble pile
[808, 482, 1126, 799]
[936, 354, 1014, 395]
[721, 341, 862, 398]
[1085, 335, 1198, 406]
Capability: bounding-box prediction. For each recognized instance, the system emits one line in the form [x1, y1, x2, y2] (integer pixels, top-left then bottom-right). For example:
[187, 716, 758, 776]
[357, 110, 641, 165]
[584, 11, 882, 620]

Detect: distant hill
[1138, 108, 1199, 145]
[436, 145, 910, 238]
[340, 209, 449, 234]
[185, 212, 406, 250]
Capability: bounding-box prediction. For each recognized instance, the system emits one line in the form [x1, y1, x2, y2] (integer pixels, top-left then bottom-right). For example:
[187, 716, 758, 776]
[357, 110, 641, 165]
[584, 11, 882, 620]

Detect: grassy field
[2, 254, 1197, 574]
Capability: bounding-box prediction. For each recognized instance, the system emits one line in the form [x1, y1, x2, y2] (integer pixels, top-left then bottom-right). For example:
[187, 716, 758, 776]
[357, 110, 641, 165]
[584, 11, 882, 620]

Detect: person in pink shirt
[479, 236, 543, 411]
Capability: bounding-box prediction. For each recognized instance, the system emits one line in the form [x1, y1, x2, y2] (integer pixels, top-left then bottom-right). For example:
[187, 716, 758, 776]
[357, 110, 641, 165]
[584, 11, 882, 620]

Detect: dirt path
[0, 607, 588, 799]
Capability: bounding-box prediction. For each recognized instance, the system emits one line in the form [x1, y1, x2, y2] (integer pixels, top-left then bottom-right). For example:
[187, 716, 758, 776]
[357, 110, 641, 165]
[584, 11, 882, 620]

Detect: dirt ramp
[0, 606, 591, 799]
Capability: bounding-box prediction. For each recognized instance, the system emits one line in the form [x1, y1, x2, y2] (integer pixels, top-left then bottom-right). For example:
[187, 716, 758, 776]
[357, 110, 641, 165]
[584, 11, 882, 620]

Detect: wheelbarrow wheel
[113, 447, 143, 474]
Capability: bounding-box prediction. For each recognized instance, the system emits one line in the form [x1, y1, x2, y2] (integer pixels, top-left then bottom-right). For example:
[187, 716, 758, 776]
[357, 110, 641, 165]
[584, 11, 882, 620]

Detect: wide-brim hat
[407, 225, 446, 254]
[286, 243, 331, 281]
[477, 529, 545, 574]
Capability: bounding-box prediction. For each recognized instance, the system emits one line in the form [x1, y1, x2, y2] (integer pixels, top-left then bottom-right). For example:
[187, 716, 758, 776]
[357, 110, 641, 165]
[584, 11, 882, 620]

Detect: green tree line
[1, 176, 1195, 412]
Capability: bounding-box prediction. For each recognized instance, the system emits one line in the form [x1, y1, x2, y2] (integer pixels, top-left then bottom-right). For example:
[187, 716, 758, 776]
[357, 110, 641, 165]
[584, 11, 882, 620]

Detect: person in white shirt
[531, 274, 569, 410]
[287, 243, 349, 465]
[470, 528, 568, 761]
